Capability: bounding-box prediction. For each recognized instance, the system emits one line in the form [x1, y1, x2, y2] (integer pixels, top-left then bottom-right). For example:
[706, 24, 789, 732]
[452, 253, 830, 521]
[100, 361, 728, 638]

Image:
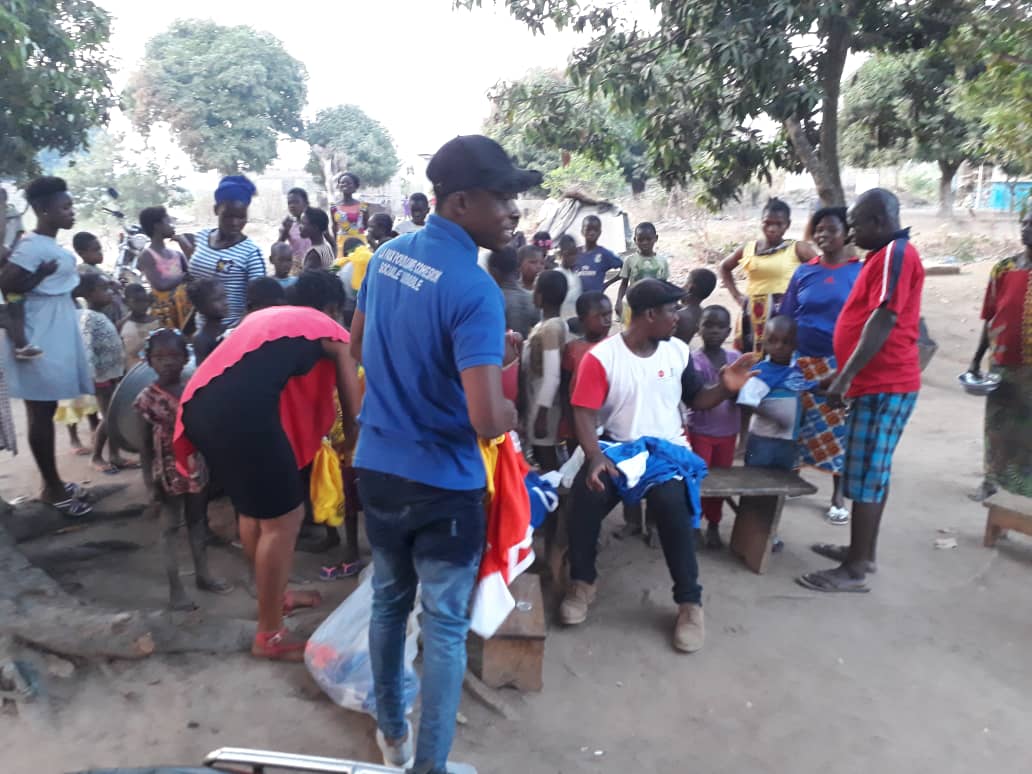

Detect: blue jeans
[357, 469, 486, 774]
[744, 433, 798, 470]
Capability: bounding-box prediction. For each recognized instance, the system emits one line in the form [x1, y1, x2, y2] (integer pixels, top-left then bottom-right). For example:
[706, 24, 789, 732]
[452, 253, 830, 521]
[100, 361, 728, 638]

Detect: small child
[72, 231, 105, 276]
[120, 283, 159, 371]
[689, 306, 741, 549]
[575, 215, 623, 294]
[394, 192, 429, 235]
[270, 243, 296, 289]
[532, 231, 553, 266]
[366, 212, 395, 250]
[246, 276, 286, 314]
[555, 234, 583, 322]
[561, 291, 612, 451]
[737, 315, 812, 468]
[187, 278, 228, 366]
[73, 231, 124, 324]
[518, 244, 545, 292]
[684, 268, 717, 310]
[301, 207, 336, 270]
[0, 259, 55, 360]
[75, 272, 132, 474]
[523, 269, 569, 472]
[615, 222, 670, 320]
[134, 328, 232, 609]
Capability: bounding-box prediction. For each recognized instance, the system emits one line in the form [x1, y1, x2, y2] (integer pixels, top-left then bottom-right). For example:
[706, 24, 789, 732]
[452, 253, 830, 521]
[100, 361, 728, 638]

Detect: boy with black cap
[350, 135, 539, 774]
[565, 278, 759, 652]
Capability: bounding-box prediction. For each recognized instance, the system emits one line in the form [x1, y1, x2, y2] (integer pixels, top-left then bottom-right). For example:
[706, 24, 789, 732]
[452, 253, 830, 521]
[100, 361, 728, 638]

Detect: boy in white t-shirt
[565, 278, 758, 653]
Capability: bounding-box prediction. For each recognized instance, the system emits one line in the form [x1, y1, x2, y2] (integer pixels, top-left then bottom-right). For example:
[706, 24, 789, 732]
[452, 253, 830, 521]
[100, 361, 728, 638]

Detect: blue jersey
[780, 258, 863, 358]
[573, 246, 622, 293]
[355, 215, 505, 490]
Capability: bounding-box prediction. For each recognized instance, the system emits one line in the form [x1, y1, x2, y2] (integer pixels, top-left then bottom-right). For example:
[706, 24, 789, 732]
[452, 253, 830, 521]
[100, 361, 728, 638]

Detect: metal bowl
[958, 371, 1001, 397]
[108, 358, 196, 454]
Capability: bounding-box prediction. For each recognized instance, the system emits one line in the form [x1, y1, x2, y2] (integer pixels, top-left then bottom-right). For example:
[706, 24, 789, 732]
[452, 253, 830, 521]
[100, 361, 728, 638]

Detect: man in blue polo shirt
[351, 135, 540, 774]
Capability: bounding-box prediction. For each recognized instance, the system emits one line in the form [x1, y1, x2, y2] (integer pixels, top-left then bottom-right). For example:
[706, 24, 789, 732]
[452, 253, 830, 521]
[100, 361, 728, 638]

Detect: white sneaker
[446, 763, 477, 774]
[376, 720, 414, 769]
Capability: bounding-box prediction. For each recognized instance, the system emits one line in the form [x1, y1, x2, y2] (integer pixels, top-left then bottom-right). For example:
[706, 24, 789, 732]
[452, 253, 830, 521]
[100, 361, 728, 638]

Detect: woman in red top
[174, 271, 362, 660]
[966, 209, 1032, 498]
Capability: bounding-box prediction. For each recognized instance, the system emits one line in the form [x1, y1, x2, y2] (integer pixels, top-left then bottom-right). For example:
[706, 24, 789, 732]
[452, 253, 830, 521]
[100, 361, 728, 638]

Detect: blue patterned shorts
[842, 392, 918, 503]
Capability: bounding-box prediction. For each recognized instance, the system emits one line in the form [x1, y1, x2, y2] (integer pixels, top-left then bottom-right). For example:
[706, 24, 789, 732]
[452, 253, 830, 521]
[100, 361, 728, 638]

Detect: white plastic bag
[305, 566, 421, 716]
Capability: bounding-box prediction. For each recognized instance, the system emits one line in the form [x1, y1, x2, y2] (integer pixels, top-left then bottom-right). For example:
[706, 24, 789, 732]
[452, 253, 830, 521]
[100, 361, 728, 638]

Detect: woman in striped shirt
[188, 176, 266, 328]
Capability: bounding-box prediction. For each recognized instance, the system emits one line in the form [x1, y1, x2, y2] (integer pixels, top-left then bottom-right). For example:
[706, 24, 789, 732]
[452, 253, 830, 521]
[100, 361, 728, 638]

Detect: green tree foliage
[951, 2, 1032, 174]
[485, 70, 648, 194]
[59, 131, 192, 225]
[840, 50, 978, 215]
[304, 105, 400, 194]
[459, 0, 967, 207]
[542, 153, 627, 200]
[124, 20, 307, 175]
[0, 0, 117, 180]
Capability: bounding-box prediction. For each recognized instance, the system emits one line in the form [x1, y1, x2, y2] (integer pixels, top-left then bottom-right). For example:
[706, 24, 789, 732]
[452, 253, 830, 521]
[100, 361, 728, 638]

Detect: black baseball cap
[626, 279, 685, 314]
[427, 135, 543, 199]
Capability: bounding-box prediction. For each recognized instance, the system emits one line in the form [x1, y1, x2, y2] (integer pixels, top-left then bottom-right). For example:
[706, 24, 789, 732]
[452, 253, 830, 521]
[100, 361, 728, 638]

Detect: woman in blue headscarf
[187, 176, 266, 329]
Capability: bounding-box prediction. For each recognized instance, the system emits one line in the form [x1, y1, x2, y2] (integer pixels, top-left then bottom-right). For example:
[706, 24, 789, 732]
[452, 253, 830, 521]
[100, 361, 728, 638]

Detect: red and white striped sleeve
[571, 350, 609, 410]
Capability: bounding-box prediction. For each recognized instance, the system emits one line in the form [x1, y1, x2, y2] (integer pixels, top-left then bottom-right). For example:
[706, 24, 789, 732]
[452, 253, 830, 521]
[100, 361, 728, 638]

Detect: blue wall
[988, 181, 1032, 211]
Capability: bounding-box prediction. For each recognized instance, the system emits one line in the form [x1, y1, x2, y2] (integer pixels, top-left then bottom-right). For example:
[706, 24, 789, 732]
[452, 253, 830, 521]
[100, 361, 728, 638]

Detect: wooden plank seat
[982, 491, 1032, 548]
[545, 466, 817, 582]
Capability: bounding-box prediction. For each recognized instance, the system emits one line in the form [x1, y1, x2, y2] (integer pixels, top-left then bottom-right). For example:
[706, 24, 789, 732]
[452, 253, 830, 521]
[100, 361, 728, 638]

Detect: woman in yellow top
[720, 198, 816, 352]
[330, 172, 369, 258]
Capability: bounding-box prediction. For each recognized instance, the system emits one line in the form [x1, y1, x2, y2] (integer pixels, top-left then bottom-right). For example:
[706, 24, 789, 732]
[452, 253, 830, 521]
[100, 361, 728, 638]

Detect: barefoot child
[523, 269, 568, 471]
[270, 243, 297, 289]
[555, 234, 583, 322]
[683, 268, 717, 310]
[75, 272, 135, 474]
[518, 243, 545, 291]
[73, 231, 124, 324]
[561, 291, 612, 453]
[301, 207, 336, 270]
[737, 315, 816, 551]
[134, 328, 232, 608]
[615, 222, 669, 321]
[120, 283, 159, 370]
[689, 305, 741, 549]
[187, 278, 228, 366]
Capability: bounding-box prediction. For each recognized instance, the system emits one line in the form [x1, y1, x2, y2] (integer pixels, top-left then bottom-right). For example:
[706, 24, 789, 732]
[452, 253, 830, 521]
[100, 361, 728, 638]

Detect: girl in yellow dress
[719, 198, 817, 352]
[330, 172, 369, 258]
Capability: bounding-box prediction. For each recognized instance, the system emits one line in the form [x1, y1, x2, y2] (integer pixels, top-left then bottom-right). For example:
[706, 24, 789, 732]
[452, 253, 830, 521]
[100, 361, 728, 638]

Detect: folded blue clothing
[601, 437, 708, 528]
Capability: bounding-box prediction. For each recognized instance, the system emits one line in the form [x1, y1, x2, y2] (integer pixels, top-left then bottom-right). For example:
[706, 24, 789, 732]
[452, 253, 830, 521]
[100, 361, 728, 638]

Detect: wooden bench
[466, 573, 546, 692]
[983, 491, 1032, 547]
[545, 466, 817, 582]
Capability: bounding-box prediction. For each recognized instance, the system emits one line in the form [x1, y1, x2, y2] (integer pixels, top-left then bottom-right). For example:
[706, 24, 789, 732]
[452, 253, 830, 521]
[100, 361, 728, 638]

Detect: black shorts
[181, 337, 323, 519]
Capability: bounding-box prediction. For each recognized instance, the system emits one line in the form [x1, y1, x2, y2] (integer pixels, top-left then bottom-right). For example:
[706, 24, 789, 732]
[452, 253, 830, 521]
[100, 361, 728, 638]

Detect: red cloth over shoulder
[173, 306, 349, 476]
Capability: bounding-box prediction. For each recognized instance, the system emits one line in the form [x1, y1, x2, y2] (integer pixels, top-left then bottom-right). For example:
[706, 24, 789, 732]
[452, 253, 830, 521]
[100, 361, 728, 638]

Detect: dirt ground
[3, 212, 1032, 774]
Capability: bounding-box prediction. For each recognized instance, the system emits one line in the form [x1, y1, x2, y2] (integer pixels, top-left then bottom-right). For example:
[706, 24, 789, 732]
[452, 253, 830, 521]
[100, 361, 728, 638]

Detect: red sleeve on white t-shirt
[571, 351, 609, 410]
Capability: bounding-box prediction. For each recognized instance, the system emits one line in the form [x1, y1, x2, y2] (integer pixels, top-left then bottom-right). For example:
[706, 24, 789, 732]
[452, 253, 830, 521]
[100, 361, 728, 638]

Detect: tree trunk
[938, 159, 961, 217]
[785, 11, 850, 206]
[784, 118, 844, 206]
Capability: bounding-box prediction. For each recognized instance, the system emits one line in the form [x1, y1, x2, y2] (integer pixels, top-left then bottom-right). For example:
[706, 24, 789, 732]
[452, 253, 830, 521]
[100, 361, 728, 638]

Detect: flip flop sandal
[319, 561, 364, 581]
[112, 460, 142, 470]
[64, 482, 89, 499]
[795, 571, 870, 593]
[282, 589, 323, 615]
[94, 463, 121, 476]
[51, 497, 93, 518]
[810, 543, 878, 573]
[251, 628, 306, 662]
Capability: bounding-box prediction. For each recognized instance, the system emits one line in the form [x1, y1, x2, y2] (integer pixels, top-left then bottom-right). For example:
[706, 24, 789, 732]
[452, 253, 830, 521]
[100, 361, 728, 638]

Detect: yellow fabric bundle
[310, 439, 344, 526]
